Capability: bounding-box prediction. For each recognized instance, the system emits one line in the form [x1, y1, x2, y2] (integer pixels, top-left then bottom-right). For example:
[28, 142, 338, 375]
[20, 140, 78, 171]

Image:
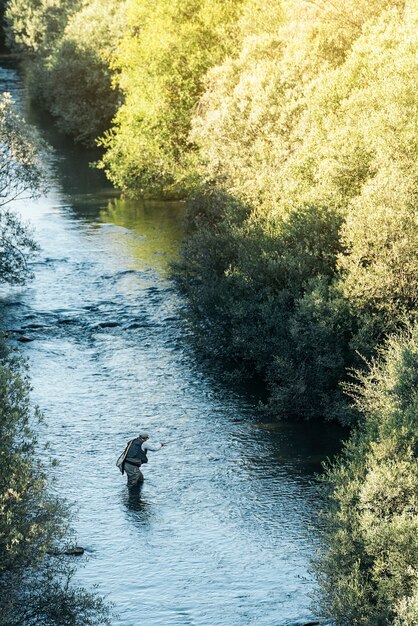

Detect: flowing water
[0, 61, 343, 626]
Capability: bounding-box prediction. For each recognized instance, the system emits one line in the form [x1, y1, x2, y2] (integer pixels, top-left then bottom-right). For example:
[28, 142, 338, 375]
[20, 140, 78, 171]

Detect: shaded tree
[0, 92, 48, 284]
[0, 344, 111, 626]
[5, 0, 124, 145]
[315, 324, 418, 625]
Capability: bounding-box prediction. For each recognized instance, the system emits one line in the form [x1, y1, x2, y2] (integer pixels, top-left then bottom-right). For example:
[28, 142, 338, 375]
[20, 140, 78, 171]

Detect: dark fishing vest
[125, 437, 148, 466]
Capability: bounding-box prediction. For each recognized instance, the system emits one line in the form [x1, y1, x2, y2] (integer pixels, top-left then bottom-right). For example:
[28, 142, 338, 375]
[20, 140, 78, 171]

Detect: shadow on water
[25, 107, 118, 216]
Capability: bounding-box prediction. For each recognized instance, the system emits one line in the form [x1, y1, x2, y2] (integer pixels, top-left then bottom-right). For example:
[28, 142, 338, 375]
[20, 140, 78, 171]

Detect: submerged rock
[22, 323, 45, 329]
[47, 546, 85, 557]
[64, 546, 85, 556]
[286, 619, 333, 626]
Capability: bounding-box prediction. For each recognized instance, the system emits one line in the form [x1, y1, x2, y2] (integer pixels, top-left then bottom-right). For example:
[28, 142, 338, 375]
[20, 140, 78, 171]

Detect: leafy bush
[5, 0, 125, 145]
[0, 342, 111, 626]
[315, 324, 418, 625]
[98, 0, 244, 196]
[176, 187, 356, 421]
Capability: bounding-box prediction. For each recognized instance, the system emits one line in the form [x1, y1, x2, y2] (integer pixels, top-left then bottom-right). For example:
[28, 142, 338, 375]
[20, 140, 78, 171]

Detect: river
[0, 60, 342, 626]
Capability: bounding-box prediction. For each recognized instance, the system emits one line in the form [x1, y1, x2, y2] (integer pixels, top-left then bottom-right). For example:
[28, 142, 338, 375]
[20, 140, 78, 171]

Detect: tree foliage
[315, 324, 418, 625]
[0, 342, 111, 626]
[177, 0, 417, 421]
[4, 0, 81, 54]
[98, 0, 244, 197]
[5, 0, 125, 145]
[0, 92, 46, 203]
[0, 92, 47, 284]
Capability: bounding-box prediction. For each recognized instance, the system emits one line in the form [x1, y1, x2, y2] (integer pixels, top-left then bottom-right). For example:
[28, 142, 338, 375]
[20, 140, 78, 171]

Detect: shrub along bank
[0, 343, 111, 626]
[176, 0, 418, 423]
[316, 323, 418, 626]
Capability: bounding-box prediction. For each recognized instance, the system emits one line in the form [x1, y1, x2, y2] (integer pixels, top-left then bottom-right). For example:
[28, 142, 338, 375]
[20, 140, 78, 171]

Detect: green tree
[98, 0, 244, 197]
[315, 324, 418, 625]
[4, 0, 81, 54]
[0, 343, 111, 626]
[5, 0, 125, 145]
[31, 0, 126, 143]
[0, 92, 48, 284]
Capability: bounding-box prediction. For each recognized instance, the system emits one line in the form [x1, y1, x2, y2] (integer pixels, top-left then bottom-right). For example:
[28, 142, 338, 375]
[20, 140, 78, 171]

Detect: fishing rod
[161, 432, 205, 446]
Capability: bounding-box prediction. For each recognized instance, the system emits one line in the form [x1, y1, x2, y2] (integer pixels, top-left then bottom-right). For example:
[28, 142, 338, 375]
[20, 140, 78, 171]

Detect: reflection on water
[123, 487, 154, 529]
[0, 60, 344, 626]
[99, 198, 185, 274]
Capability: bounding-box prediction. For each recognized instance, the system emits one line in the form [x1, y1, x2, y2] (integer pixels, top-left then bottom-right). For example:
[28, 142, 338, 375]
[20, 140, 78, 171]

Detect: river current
[0, 61, 342, 626]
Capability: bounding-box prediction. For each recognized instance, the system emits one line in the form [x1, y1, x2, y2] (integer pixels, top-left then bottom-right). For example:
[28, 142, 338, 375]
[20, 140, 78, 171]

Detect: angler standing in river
[117, 434, 165, 487]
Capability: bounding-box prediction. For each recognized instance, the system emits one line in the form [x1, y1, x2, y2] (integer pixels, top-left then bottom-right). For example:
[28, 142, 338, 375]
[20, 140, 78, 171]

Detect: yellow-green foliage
[7, 0, 415, 418]
[316, 325, 418, 625]
[98, 0, 244, 197]
[191, 0, 406, 211]
[333, 9, 418, 334]
[177, 0, 417, 420]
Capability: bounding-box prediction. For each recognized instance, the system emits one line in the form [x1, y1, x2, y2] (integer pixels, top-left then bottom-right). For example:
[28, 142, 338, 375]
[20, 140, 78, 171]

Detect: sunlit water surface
[0, 62, 342, 626]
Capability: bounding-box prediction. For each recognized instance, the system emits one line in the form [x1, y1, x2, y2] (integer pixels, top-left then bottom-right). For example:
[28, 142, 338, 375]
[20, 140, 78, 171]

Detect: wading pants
[124, 462, 144, 488]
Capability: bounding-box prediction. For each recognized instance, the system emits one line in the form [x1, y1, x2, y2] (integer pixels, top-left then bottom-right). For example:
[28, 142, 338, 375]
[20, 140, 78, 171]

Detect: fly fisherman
[117, 433, 164, 488]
